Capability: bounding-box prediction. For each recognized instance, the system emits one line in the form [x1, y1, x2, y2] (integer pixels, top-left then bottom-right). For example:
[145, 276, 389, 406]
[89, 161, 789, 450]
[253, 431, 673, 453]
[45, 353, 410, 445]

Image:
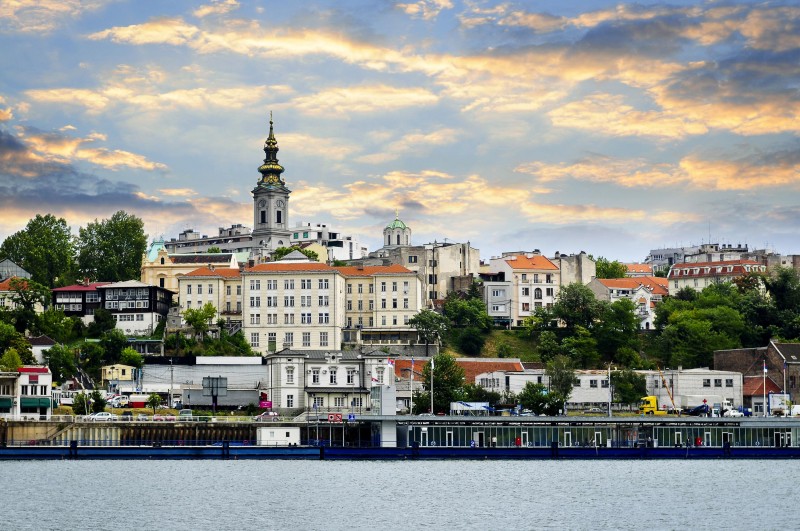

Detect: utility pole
[169, 358, 174, 409]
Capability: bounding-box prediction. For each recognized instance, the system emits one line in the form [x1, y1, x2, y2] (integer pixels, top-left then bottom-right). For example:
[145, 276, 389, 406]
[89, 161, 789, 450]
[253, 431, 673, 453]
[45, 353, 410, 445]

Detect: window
[320, 332, 328, 347]
[250, 296, 261, 308]
[318, 295, 329, 306]
[703, 379, 711, 387]
[250, 333, 259, 347]
[187, 285, 192, 295]
[358, 300, 363, 311]
[330, 368, 337, 384]
[347, 369, 356, 384]
[381, 282, 386, 292]
[382, 316, 386, 325]
[284, 314, 295, 324]
[392, 299, 398, 309]
[267, 296, 277, 307]
[284, 332, 293, 346]
[352, 398, 363, 407]
[522, 287, 530, 296]
[534, 288, 542, 299]
[286, 395, 294, 408]
[533, 274, 539, 283]
[369, 284, 374, 294]
[286, 367, 294, 384]
[334, 397, 345, 408]
[301, 279, 311, 289]
[250, 280, 260, 291]
[318, 312, 329, 324]
[590, 379, 598, 388]
[522, 303, 530, 312]
[302, 332, 311, 347]
[377, 367, 385, 383]
[392, 282, 397, 292]
[521, 274, 527, 281]
[491, 289, 504, 297]
[266, 280, 277, 290]
[313, 396, 324, 408]
[403, 298, 409, 309]
[408, 255, 417, 263]
[714, 379, 722, 387]
[284, 279, 294, 290]
[381, 299, 387, 309]
[312, 369, 320, 384]
[573, 378, 581, 387]
[301, 313, 312, 324]
[726, 378, 734, 388]
[601, 380, 609, 388]
[208, 284, 213, 294]
[369, 300, 374, 310]
[546, 274, 552, 284]
[347, 284, 352, 294]
[250, 313, 260, 324]
[226, 285, 231, 296]
[237, 285, 241, 296]
[318, 279, 329, 289]
[546, 287, 554, 297]
[347, 300, 352, 311]
[358, 284, 363, 294]
[284, 296, 295, 307]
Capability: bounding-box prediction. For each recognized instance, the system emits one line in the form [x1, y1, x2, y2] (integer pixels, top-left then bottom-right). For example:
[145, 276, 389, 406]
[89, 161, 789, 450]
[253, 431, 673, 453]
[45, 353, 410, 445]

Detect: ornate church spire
[257, 111, 286, 185]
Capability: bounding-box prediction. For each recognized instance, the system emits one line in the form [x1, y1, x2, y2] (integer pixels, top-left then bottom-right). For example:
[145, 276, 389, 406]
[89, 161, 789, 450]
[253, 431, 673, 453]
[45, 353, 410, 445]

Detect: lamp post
[430, 357, 434, 414]
[607, 364, 612, 417]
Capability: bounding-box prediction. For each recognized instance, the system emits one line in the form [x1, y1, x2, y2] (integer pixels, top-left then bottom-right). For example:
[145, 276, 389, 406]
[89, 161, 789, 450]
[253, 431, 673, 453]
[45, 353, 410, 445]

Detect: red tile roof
[505, 255, 558, 271]
[742, 376, 782, 396]
[668, 260, 764, 279]
[52, 282, 110, 292]
[0, 277, 28, 291]
[19, 366, 50, 374]
[184, 267, 242, 278]
[248, 262, 334, 272]
[393, 358, 426, 379]
[625, 263, 653, 274]
[334, 264, 413, 277]
[595, 276, 668, 296]
[456, 358, 525, 384]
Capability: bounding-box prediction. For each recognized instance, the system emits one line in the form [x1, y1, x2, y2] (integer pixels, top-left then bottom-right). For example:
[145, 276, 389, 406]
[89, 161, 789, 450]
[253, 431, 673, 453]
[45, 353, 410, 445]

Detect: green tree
[6, 277, 50, 334]
[75, 211, 148, 282]
[553, 283, 601, 329]
[183, 302, 217, 339]
[453, 326, 486, 356]
[146, 392, 161, 414]
[73, 392, 91, 416]
[443, 294, 492, 330]
[90, 389, 107, 413]
[207, 246, 222, 253]
[87, 308, 116, 337]
[119, 347, 144, 368]
[0, 321, 34, 364]
[535, 330, 562, 362]
[35, 308, 84, 344]
[462, 384, 501, 405]
[44, 344, 77, 384]
[0, 214, 75, 288]
[561, 326, 600, 369]
[271, 246, 319, 262]
[79, 342, 106, 381]
[611, 369, 647, 405]
[546, 355, 575, 412]
[100, 329, 127, 364]
[523, 306, 556, 336]
[517, 382, 563, 416]
[595, 257, 628, 279]
[0, 348, 23, 371]
[593, 298, 640, 360]
[409, 309, 448, 357]
[423, 354, 466, 414]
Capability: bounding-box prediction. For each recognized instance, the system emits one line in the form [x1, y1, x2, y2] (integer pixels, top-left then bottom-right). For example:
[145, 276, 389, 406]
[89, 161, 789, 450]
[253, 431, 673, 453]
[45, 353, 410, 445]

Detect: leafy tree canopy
[0, 348, 23, 371]
[553, 283, 601, 330]
[271, 246, 319, 262]
[183, 302, 217, 338]
[207, 246, 222, 253]
[119, 347, 144, 368]
[443, 294, 492, 330]
[76, 211, 148, 282]
[0, 214, 75, 288]
[422, 354, 466, 414]
[516, 382, 563, 415]
[611, 368, 647, 405]
[546, 354, 575, 405]
[88, 308, 116, 337]
[45, 344, 77, 384]
[0, 321, 34, 364]
[409, 309, 448, 356]
[594, 256, 628, 279]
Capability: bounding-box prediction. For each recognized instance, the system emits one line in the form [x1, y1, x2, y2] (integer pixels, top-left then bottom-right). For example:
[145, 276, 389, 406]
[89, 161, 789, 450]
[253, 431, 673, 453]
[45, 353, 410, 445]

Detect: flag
[431, 357, 435, 370]
[387, 359, 395, 367]
[764, 361, 768, 373]
[371, 376, 379, 382]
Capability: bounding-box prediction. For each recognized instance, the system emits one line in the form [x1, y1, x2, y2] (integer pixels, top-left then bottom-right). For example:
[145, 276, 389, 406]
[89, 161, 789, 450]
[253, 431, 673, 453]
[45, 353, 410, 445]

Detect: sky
[1, 0, 799, 263]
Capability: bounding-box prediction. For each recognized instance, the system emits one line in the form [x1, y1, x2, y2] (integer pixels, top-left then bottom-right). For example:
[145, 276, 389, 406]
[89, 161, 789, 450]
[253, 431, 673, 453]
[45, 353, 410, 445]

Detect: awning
[0, 397, 12, 408]
[20, 397, 51, 408]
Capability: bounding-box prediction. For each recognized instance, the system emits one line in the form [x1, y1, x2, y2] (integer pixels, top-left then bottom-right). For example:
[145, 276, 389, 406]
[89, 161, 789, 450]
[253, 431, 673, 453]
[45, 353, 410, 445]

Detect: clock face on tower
[258, 199, 266, 207]
[276, 200, 285, 208]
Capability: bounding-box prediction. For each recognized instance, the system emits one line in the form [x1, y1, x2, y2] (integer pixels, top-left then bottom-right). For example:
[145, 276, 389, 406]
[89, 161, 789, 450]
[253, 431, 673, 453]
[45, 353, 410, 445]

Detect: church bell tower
[251, 113, 292, 258]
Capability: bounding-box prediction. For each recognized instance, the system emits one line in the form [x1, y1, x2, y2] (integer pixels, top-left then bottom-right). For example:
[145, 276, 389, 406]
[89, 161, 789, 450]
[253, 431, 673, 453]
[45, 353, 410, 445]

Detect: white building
[487, 252, 561, 326]
[290, 222, 368, 262]
[667, 259, 766, 296]
[0, 366, 53, 420]
[587, 276, 669, 330]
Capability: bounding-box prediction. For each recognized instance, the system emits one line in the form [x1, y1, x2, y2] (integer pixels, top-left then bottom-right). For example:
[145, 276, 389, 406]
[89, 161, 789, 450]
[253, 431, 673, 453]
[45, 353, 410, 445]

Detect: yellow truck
[638, 396, 667, 415]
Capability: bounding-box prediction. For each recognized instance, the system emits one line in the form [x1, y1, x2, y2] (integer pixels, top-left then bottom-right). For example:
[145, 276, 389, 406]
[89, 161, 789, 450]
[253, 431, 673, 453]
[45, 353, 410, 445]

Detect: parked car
[178, 409, 194, 421]
[120, 410, 133, 421]
[136, 414, 149, 421]
[724, 409, 745, 417]
[88, 412, 118, 422]
[153, 414, 176, 421]
[584, 408, 605, 415]
[253, 411, 279, 422]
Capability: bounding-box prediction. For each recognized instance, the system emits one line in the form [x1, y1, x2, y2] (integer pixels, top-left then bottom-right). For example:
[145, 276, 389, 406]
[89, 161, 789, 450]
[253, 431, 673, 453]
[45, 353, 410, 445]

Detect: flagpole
[763, 360, 767, 418]
[410, 357, 414, 415]
[430, 357, 434, 414]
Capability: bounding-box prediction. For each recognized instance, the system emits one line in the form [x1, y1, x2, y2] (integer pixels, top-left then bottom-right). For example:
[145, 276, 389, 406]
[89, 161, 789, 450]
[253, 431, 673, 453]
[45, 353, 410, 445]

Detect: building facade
[97, 280, 173, 335]
[51, 282, 109, 325]
[251, 116, 292, 258]
[587, 276, 668, 330]
[667, 259, 766, 295]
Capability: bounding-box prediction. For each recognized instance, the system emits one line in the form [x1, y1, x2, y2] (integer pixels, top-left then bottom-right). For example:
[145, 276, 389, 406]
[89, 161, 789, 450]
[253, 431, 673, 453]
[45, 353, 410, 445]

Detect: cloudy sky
[1, 0, 799, 262]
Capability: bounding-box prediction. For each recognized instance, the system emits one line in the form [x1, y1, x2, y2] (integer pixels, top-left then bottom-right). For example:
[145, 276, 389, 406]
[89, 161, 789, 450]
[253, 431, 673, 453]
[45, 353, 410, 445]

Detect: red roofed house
[0, 366, 53, 420]
[486, 251, 561, 326]
[624, 263, 653, 277]
[0, 276, 45, 314]
[667, 259, 766, 296]
[587, 276, 669, 329]
[51, 281, 110, 325]
[178, 266, 245, 332]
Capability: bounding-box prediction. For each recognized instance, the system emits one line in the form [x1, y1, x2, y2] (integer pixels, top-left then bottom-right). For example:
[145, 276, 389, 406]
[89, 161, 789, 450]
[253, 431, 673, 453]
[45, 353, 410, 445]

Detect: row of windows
[20, 385, 49, 396]
[249, 296, 331, 308]
[347, 315, 409, 327]
[249, 279, 330, 291]
[250, 331, 329, 348]
[114, 314, 145, 322]
[521, 287, 554, 298]
[520, 273, 554, 283]
[702, 379, 735, 387]
[346, 298, 409, 310]
[308, 396, 365, 408]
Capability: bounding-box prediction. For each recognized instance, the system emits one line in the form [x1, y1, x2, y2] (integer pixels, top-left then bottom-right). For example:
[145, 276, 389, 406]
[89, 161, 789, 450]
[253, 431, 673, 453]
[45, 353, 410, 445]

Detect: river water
[4, 460, 797, 530]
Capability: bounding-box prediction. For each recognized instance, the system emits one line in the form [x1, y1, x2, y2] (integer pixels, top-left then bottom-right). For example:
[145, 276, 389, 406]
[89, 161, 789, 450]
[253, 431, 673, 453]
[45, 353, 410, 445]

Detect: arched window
[405, 235, 409, 245]
[260, 210, 266, 224]
[387, 235, 390, 245]
[534, 288, 542, 299]
[160, 257, 165, 265]
[286, 366, 294, 384]
[396, 234, 400, 245]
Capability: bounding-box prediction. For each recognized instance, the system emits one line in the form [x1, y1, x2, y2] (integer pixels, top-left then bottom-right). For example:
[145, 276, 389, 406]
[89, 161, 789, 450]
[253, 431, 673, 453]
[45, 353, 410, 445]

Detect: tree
[443, 294, 492, 330]
[146, 392, 162, 414]
[611, 369, 647, 405]
[546, 355, 575, 411]
[422, 354, 465, 414]
[409, 309, 448, 357]
[516, 382, 563, 415]
[89, 389, 107, 413]
[0, 348, 22, 371]
[561, 326, 600, 368]
[183, 302, 217, 339]
[119, 347, 143, 368]
[462, 384, 501, 405]
[271, 245, 319, 262]
[73, 392, 91, 416]
[0, 321, 34, 364]
[87, 308, 116, 337]
[100, 329, 127, 364]
[6, 277, 50, 334]
[35, 308, 84, 344]
[595, 257, 628, 279]
[0, 213, 75, 288]
[553, 283, 601, 329]
[593, 298, 640, 360]
[44, 344, 77, 384]
[75, 211, 148, 282]
[535, 330, 562, 362]
[207, 246, 222, 253]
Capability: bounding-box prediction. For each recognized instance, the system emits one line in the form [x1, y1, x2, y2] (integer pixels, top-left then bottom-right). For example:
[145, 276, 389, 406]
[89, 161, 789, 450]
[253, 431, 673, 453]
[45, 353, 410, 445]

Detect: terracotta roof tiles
[505, 255, 558, 271]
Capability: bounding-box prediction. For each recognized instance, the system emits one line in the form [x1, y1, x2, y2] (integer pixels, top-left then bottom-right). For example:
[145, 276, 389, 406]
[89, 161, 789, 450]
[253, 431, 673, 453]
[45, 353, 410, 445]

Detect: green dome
[386, 218, 407, 230]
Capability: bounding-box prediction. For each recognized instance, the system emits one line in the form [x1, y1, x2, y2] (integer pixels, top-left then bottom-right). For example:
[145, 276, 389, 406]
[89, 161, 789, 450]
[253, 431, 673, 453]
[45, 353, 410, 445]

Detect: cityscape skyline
[1, 0, 799, 262]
